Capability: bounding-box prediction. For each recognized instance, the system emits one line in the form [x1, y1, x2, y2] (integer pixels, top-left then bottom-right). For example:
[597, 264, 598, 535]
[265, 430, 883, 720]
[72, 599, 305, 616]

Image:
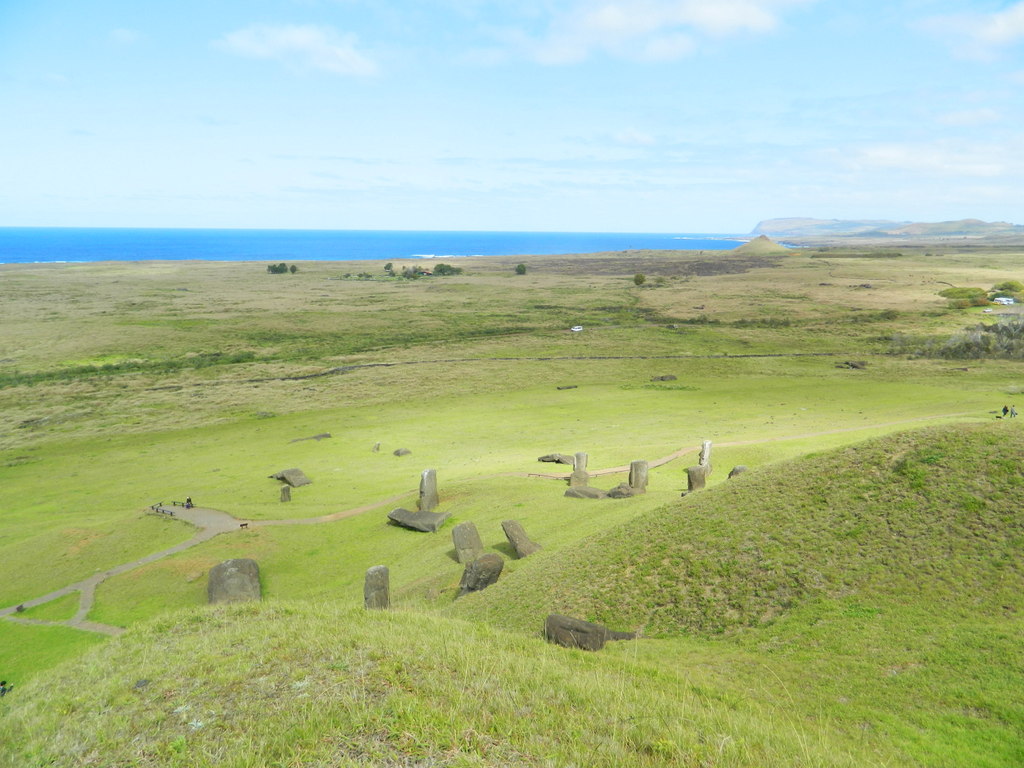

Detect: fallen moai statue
[537, 453, 575, 465]
[393, 448, 411, 456]
[270, 468, 311, 487]
[502, 520, 541, 558]
[564, 486, 607, 499]
[388, 507, 451, 533]
[458, 553, 504, 596]
[208, 558, 261, 604]
[728, 465, 748, 479]
[544, 614, 635, 651]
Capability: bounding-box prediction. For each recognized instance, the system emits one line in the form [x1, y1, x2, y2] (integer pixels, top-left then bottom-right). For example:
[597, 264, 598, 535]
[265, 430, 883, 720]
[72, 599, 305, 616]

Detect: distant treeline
[893, 316, 1024, 360]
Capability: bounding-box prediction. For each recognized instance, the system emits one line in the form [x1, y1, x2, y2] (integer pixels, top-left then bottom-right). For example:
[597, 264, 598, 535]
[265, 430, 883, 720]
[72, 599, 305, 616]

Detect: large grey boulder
[544, 614, 635, 651]
[270, 468, 311, 487]
[364, 565, 390, 610]
[452, 521, 484, 564]
[502, 520, 541, 558]
[387, 507, 451, 533]
[418, 469, 439, 512]
[538, 453, 575, 465]
[564, 486, 607, 499]
[208, 559, 261, 604]
[606, 482, 641, 499]
[458, 553, 504, 596]
[686, 465, 707, 492]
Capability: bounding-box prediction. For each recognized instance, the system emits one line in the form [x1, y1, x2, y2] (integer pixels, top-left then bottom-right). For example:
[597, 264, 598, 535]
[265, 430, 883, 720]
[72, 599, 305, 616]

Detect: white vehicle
[993, 297, 1015, 305]
[570, 325, 584, 332]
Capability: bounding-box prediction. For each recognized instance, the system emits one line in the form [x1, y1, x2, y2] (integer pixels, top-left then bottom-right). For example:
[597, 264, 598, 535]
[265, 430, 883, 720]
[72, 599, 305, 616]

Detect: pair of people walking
[1001, 405, 1017, 418]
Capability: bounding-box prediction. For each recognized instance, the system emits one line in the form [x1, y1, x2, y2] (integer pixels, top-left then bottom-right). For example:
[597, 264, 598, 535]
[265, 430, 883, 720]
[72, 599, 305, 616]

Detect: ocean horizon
[0, 227, 747, 265]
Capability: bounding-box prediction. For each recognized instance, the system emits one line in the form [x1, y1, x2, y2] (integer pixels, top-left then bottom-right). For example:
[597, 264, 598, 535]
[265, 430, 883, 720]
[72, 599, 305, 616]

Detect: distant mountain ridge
[752, 217, 1024, 240]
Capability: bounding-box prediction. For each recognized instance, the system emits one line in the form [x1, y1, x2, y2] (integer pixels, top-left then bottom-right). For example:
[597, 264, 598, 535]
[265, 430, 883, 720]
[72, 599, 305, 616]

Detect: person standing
[1012, 406, 1018, 418]
[0, 680, 12, 697]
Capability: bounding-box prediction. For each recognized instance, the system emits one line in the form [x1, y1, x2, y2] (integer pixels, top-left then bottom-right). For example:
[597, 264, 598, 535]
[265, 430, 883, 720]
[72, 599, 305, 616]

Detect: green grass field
[2, 245, 1023, 766]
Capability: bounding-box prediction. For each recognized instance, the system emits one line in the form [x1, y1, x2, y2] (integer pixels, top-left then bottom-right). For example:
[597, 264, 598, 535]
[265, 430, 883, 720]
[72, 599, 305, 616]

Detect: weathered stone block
[452, 521, 484, 564]
[418, 469, 439, 512]
[208, 559, 261, 604]
[364, 565, 390, 610]
[686, 465, 707, 492]
[270, 468, 311, 487]
[544, 614, 635, 651]
[502, 520, 541, 558]
[458, 553, 504, 596]
[387, 507, 451, 533]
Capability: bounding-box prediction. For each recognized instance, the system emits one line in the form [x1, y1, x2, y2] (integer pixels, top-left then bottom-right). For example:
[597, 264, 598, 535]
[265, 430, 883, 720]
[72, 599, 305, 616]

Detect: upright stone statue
[502, 520, 541, 558]
[452, 521, 484, 564]
[569, 452, 589, 488]
[686, 465, 707, 492]
[364, 565, 390, 610]
[628, 460, 649, 493]
[208, 559, 261, 604]
[418, 469, 439, 512]
[280, 485, 291, 502]
[698, 440, 713, 476]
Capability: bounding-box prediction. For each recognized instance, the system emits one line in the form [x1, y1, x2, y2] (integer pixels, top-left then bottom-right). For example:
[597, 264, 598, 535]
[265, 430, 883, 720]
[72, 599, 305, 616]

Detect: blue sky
[1, 0, 1023, 233]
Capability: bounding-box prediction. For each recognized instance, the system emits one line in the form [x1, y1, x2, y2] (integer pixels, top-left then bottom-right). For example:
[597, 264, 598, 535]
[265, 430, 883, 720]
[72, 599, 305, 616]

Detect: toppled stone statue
[565, 486, 607, 499]
[651, 375, 677, 381]
[208, 559, 261, 604]
[502, 520, 541, 558]
[364, 565, 389, 610]
[544, 614, 635, 651]
[728, 465, 748, 479]
[452, 521, 484, 564]
[458, 553, 504, 596]
[388, 507, 451, 533]
[270, 468, 311, 487]
[393, 448, 411, 456]
[537, 453, 575, 465]
[419, 469, 439, 512]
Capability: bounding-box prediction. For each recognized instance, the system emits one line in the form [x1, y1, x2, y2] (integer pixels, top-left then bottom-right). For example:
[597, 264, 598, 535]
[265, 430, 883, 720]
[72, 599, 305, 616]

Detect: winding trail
[1, 409, 981, 635]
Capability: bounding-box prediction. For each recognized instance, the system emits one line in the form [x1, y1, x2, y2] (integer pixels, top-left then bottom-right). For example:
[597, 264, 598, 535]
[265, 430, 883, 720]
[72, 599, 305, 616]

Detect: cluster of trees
[383, 262, 463, 278]
[895, 316, 1024, 360]
[939, 280, 1023, 308]
[266, 263, 298, 274]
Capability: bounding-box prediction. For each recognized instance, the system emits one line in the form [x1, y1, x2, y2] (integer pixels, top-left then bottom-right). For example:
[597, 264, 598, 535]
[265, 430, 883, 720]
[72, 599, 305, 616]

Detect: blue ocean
[0, 228, 746, 265]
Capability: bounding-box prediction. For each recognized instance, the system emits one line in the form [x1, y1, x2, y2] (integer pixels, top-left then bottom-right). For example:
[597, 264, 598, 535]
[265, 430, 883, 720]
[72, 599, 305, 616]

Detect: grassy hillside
[3, 423, 1022, 767]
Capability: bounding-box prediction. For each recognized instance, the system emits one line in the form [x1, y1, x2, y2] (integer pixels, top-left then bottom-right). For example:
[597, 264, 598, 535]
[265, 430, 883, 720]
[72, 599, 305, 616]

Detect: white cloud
[937, 108, 1000, 127]
[215, 24, 377, 76]
[922, 2, 1024, 60]
[109, 28, 141, 45]
[845, 139, 1020, 179]
[523, 0, 813, 63]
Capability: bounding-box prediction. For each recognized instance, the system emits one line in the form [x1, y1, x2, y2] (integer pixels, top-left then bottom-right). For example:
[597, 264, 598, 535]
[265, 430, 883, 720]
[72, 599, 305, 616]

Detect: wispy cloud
[921, 2, 1024, 60]
[109, 28, 141, 45]
[845, 139, 1020, 179]
[215, 24, 377, 76]
[509, 0, 814, 64]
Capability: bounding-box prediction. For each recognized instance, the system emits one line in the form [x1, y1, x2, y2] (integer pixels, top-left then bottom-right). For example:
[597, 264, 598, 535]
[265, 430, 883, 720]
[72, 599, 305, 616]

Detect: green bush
[633, 273, 646, 286]
[432, 263, 463, 276]
[514, 263, 526, 275]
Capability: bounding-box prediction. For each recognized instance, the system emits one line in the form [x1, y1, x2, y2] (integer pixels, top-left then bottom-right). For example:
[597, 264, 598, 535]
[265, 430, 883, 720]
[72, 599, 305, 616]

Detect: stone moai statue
[686, 465, 707, 492]
[569, 452, 589, 488]
[364, 565, 390, 610]
[372, 442, 381, 453]
[280, 485, 291, 502]
[699, 440, 713, 476]
[452, 521, 485, 564]
[458, 553, 504, 597]
[502, 519, 541, 558]
[728, 465, 748, 479]
[628, 460, 649, 493]
[418, 469, 439, 512]
[208, 559, 261, 604]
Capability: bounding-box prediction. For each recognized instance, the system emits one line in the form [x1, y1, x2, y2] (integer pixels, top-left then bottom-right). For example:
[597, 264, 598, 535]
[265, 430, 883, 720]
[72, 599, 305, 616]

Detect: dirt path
[1, 409, 981, 636]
